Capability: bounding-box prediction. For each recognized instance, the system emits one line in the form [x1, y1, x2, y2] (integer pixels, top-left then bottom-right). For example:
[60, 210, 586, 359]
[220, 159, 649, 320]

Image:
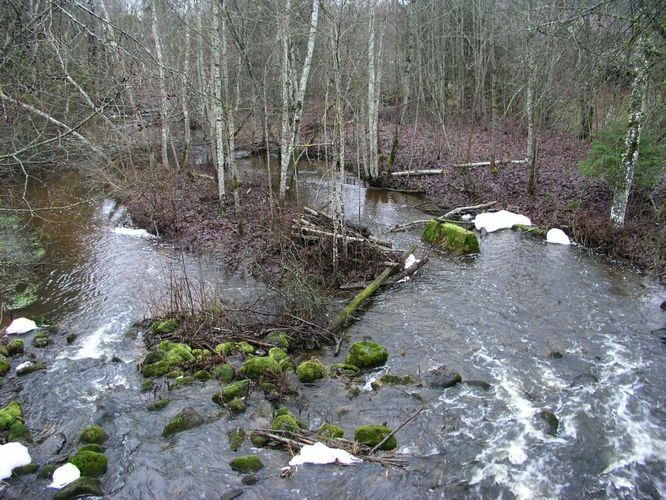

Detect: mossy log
[326, 245, 416, 333]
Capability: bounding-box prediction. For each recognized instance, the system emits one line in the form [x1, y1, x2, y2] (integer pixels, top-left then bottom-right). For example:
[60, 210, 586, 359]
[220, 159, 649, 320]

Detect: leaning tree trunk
[610, 35, 649, 228]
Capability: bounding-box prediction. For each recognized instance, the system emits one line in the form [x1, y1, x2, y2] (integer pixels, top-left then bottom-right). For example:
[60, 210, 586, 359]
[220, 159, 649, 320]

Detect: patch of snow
[546, 228, 571, 245]
[289, 442, 362, 466]
[461, 214, 473, 221]
[48, 463, 80, 489]
[0, 442, 32, 480]
[6, 317, 38, 335]
[113, 227, 157, 239]
[15, 361, 34, 375]
[403, 254, 418, 270]
[474, 210, 531, 233]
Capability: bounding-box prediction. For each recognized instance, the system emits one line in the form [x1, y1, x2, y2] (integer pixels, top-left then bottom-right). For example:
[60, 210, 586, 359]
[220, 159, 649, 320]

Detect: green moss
[147, 398, 171, 411]
[512, 224, 547, 239]
[165, 370, 185, 379]
[79, 425, 108, 445]
[143, 349, 167, 365]
[279, 357, 295, 372]
[162, 407, 204, 437]
[0, 401, 22, 430]
[191, 349, 211, 359]
[0, 345, 7, 357]
[32, 332, 50, 348]
[165, 344, 194, 365]
[354, 425, 397, 450]
[228, 397, 247, 413]
[296, 360, 326, 383]
[0, 355, 9, 376]
[228, 428, 246, 451]
[13, 463, 39, 475]
[8, 420, 30, 441]
[379, 374, 415, 385]
[216, 379, 251, 404]
[37, 463, 57, 479]
[268, 347, 288, 362]
[53, 477, 103, 500]
[236, 342, 254, 354]
[211, 363, 235, 382]
[345, 342, 389, 369]
[239, 356, 281, 380]
[317, 424, 344, 439]
[194, 370, 211, 380]
[250, 432, 268, 447]
[422, 220, 480, 255]
[274, 407, 290, 417]
[271, 414, 305, 432]
[6, 339, 24, 356]
[265, 331, 290, 351]
[214, 342, 235, 355]
[151, 318, 180, 334]
[141, 380, 154, 392]
[78, 443, 104, 453]
[68, 450, 108, 477]
[169, 376, 194, 389]
[229, 455, 264, 473]
[330, 364, 360, 377]
[141, 360, 171, 378]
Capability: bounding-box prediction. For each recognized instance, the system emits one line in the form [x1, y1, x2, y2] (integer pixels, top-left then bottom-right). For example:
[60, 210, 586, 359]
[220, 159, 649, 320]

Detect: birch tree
[366, 5, 383, 179]
[151, 0, 170, 169]
[211, 0, 226, 202]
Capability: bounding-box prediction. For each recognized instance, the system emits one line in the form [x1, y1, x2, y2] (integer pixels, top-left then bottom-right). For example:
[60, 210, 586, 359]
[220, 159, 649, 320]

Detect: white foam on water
[113, 227, 156, 239]
[101, 199, 116, 217]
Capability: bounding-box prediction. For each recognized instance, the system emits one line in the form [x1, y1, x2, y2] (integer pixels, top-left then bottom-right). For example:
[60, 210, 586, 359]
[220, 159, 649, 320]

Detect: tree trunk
[151, 0, 169, 169]
[180, 20, 192, 168]
[211, 0, 226, 202]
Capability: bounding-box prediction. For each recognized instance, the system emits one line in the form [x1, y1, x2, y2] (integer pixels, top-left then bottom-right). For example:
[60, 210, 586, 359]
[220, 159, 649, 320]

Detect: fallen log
[443, 200, 497, 218]
[391, 168, 445, 177]
[327, 245, 416, 333]
[366, 186, 426, 195]
[389, 201, 497, 232]
[391, 159, 527, 176]
[340, 256, 429, 289]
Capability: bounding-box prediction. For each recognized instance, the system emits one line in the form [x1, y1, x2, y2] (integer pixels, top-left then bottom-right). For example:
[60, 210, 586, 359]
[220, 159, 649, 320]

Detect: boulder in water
[422, 220, 479, 255]
[535, 410, 559, 436]
[264, 331, 290, 351]
[53, 477, 102, 499]
[345, 341, 389, 369]
[424, 365, 462, 388]
[353, 425, 397, 450]
[162, 407, 205, 437]
[32, 332, 50, 348]
[296, 359, 326, 383]
[80, 425, 108, 445]
[0, 355, 9, 376]
[229, 455, 264, 473]
[5, 318, 38, 335]
[316, 424, 344, 439]
[68, 450, 107, 477]
[16, 360, 46, 376]
[6, 339, 24, 356]
[239, 356, 281, 380]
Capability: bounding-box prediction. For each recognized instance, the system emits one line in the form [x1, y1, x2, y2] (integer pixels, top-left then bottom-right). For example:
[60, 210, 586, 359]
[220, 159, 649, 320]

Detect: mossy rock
[0, 345, 8, 357]
[141, 380, 154, 392]
[239, 356, 281, 380]
[78, 443, 104, 453]
[250, 432, 268, 447]
[425, 366, 462, 389]
[194, 370, 211, 381]
[165, 370, 185, 379]
[141, 360, 171, 378]
[143, 349, 167, 366]
[268, 347, 288, 362]
[191, 349, 211, 359]
[32, 332, 50, 348]
[236, 342, 254, 355]
[296, 360, 326, 383]
[215, 379, 251, 404]
[13, 463, 39, 475]
[331, 364, 360, 377]
[53, 477, 103, 500]
[228, 428, 246, 451]
[354, 425, 397, 450]
[151, 318, 180, 334]
[379, 374, 415, 385]
[147, 398, 171, 411]
[317, 424, 344, 439]
[214, 342, 235, 356]
[211, 363, 235, 382]
[68, 450, 108, 477]
[0, 401, 22, 430]
[279, 357, 295, 372]
[80, 425, 108, 445]
[228, 397, 247, 414]
[274, 407, 290, 417]
[345, 342, 389, 369]
[271, 414, 305, 432]
[7, 339, 24, 356]
[229, 455, 264, 473]
[8, 420, 30, 441]
[37, 463, 57, 479]
[169, 376, 194, 389]
[512, 224, 547, 239]
[162, 407, 205, 437]
[0, 355, 10, 376]
[165, 344, 194, 365]
[535, 410, 559, 436]
[16, 360, 46, 376]
[265, 331, 290, 351]
[422, 220, 479, 255]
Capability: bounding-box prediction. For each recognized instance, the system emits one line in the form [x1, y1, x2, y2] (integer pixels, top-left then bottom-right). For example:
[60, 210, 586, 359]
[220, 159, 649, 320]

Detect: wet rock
[535, 410, 559, 436]
[347, 385, 361, 399]
[168, 376, 194, 389]
[36, 432, 67, 457]
[239, 356, 281, 380]
[249, 432, 268, 447]
[214, 379, 251, 404]
[229, 455, 264, 473]
[511, 224, 547, 239]
[110, 355, 122, 363]
[271, 414, 305, 432]
[424, 366, 462, 388]
[65, 333, 77, 344]
[345, 341, 389, 369]
[463, 380, 491, 390]
[548, 351, 564, 359]
[16, 360, 46, 376]
[379, 374, 416, 385]
[353, 425, 397, 450]
[53, 477, 103, 500]
[661, 300, 666, 310]
[422, 220, 479, 255]
[151, 318, 179, 334]
[0, 401, 22, 431]
[12, 462, 39, 475]
[6, 339, 24, 356]
[264, 331, 290, 351]
[296, 359, 326, 383]
[330, 363, 360, 377]
[0, 355, 10, 376]
[141, 360, 170, 378]
[316, 424, 344, 439]
[228, 428, 246, 451]
[68, 450, 107, 477]
[211, 363, 235, 382]
[37, 463, 57, 479]
[147, 398, 171, 411]
[143, 349, 166, 365]
[570, 373, 598, 387]
[80, 425, 108, 445]
[241, 474, 260, 485]
[77, 444, 104, 453]
[32, 332, 50, 348]
[162, 407, 205, 437]
[141, 380, 154, 392]
[228, 398, 247, 414]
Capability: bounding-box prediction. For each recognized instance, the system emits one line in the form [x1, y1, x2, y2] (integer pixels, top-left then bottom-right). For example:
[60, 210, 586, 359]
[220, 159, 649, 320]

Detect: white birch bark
[151, 0, 169, 168]
[367, 8, 378, 178]
[180, 19, 192, 167]
[610, 35, 649, 228]
[278, 0, 292, 198]
[211, 0, 226, 200]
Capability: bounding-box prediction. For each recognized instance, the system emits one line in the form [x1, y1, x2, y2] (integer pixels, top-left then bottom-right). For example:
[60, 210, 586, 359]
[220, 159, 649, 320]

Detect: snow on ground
[474, 210, 531, 233]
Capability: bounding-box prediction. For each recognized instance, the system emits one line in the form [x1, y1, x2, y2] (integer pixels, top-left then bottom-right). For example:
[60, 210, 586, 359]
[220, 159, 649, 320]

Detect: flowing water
[1, 162, 665, 499]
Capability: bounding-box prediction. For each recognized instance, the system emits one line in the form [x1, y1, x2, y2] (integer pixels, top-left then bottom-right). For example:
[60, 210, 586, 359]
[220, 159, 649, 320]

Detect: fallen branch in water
[340, 256, 429, 290]
[389, 201, 496, 233]
[370, 407, 425, 453]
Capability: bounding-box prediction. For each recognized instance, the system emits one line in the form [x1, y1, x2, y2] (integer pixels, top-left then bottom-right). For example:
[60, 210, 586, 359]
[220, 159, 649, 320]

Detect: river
[1, 161, 665, 499]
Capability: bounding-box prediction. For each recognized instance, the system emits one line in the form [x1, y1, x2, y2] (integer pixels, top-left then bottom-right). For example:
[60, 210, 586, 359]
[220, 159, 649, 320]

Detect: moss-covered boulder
[143, 349, 167, 366]
[535, 410, 559, 436]
[0, 355, 10, 376]
[268, 347, 288, 363]
[0, 401, 23, 431]
[236, 342, 254, 355]
[8, 419, 30, 441]
[165, 344, 194, 365]
[265, 331, 290, 351]
[0, 345, 7, 357]
[32, 332, 50, 348]
[162, 407, 205, 437]
[147, 398, 171, 411]
[68, 450, 108, 477]
[354, 425, 397, 450]
[296, 360, 326, 383]
[239, 356, 281, 380]
[193, 370, 211, 381]
[78, 443, 104, 453]
[214, 379, 251, 405]
[330, 363, 360, 377]
[6, 339, 24, 356]
[141, 360, 171, 378]
[214, 342, 235, 355]
[422, 220, 479, 255]
[165, 370, 185, 379]
[229, 455, 264, 473]
[37, 463, 57, 479]
[211, 363, 235, 382]
[379, 374, 416, 385]
[191, 348, 212, 359]
[512, 224, 547, 239]
[53, 477, 103, 500]
[169, 376, 194, 389]
[79, 425, 108, 445]
[249, 432, 268, 447]
[228, 428, 246, 451]
[141, 380, 154, 393]
[228, 397, 247, 414]
[271, 414, 305, 432]
[151, 318, 179, 334]
[317, 424, 344, 439]
[345, 342, 389, 369]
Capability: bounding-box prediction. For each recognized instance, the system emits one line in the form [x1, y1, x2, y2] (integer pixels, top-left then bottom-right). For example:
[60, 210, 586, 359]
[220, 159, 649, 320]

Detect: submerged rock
[239, 356, 281, 380]
[424, 365, 462, 388]
[162, 407, 205, 437]
[32, 332, 50, 348]
[16, 360, 46, 376]
[330, 363, 360, 377]
[463, 380, 492, 390]
[379, 374, 415, 385]
[229, 455, 264, 473]
[353, 425, 397, 451]
[53, 477, 103, 500]
[535, 410, 559, 436]
[345, 342, 389, 369]
[422, 220, 480, 255]
[571, 373, 598, 386]
[80, 425, 108, 445]
[6, 339, 24, 356]
[147, 399, 171, 411]
[228, 428, 246, 451]
[68, 450, 107, 477]
[296, 359, 326, 383]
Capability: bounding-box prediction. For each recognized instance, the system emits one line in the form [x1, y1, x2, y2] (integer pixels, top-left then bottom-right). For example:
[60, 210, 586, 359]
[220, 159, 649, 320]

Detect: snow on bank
[49, 463, 81, 489]
[289, 442, 362, 466]
[546, 228, 571, 245]
[0, 442, 31, 480]
[474, 210, 531, 233]
[5, 317, 38, 335]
